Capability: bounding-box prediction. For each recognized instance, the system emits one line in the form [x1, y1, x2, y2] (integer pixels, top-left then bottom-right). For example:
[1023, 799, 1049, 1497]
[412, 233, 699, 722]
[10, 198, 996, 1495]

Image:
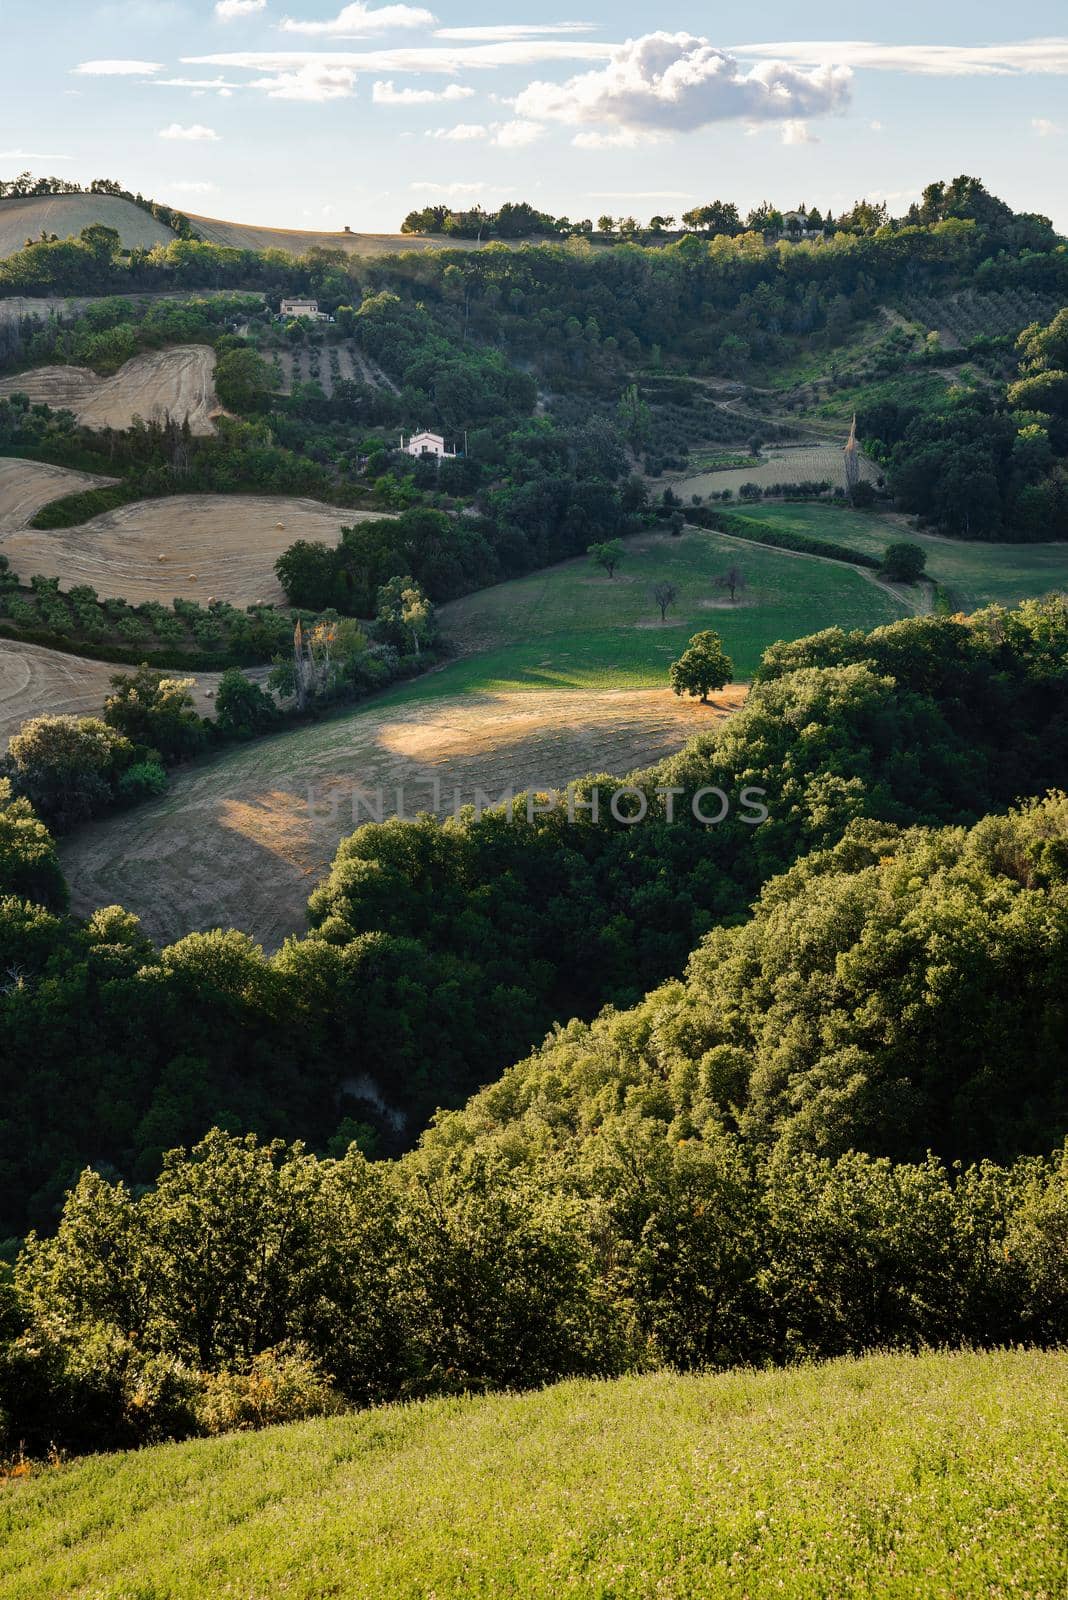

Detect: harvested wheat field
[0, 492, 380, 605]
[676, 442, 880, 497]
[0, 457, 113, 535]
[61, 682, 744, 949]
[0, 193, 175, 257]
[0, 636, 270, 749]
[0, 345, 220, 434]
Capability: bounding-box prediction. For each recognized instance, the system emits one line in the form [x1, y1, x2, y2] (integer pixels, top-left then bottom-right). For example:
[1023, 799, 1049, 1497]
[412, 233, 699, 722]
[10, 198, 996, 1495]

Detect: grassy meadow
[419, 525, 902, 698]
[3, 1348, 1064, 1600]
[733, 502, 1068, 613]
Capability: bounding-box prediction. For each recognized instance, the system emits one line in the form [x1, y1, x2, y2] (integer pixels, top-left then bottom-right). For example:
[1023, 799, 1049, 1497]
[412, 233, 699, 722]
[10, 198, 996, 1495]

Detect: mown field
[0, 345, 220, 435]
[431, 524, 904, 692]
[3, 1348, 1064, 1600]
[0, 488, 375, 607]
[60, 682, 737, 948]
[675, 440, 878, 498]
[732, 502, 1068, 613]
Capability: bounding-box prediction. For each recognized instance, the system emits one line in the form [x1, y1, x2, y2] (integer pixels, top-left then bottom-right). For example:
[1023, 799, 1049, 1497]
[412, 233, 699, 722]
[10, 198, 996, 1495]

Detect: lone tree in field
[882, 542, 927, 584]
[653, 581, 679, 621]
[715, 565, 746, 604]
[669, 630, 734, 704]
[589, 539, 625, 579]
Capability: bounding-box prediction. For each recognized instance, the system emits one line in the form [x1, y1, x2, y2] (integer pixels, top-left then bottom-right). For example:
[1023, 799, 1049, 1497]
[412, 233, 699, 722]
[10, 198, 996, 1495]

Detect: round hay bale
[187, 574, 198, 582]
[276, 521, 285, 530]
[158, 553, 168, 562]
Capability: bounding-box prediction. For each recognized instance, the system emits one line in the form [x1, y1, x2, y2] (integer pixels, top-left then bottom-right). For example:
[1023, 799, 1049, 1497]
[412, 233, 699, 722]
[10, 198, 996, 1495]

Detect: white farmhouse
[401, 430, 458, 460]
[280, 297, 327, 320]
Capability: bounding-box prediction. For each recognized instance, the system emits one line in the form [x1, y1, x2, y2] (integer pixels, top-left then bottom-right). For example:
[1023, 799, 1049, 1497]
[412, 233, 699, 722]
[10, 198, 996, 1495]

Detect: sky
[3, 0, 1067, 233]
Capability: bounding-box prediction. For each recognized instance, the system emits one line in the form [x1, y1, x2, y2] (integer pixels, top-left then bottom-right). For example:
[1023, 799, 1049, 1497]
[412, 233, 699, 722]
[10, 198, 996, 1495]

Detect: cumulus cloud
[732, 38, 1068, 77]
[514, 32, 851, 133]
[248, 63, 359, 98]
[781, 119, 817, 144]
[215, 0, 267, 17]
[72, 59, 163, 75]
[425, 119, 543, 147]
[372, 79, 473, 102]
[150, 76, 246, 88]
[572, 128, 654, 149]
[279, 4, 436, 36]
[158, 122, 221, 140]
[427, 122, 489, 140]
[1032, 116, 1064, 136]
[495, 118, 544, 147]
[169, 180, 219, 192]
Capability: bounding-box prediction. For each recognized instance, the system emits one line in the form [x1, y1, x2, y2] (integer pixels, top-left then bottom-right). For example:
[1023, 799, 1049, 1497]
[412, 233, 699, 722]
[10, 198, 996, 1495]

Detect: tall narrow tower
[844, 413, 860, 501]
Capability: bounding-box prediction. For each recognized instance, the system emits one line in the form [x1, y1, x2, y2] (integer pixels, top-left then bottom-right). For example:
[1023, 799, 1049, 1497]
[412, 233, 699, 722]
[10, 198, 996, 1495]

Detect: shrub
[195, 1345, 344, 1435]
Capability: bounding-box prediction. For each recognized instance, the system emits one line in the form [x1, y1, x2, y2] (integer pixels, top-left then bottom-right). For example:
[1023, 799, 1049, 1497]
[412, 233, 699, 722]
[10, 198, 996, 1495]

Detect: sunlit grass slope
[3, 1348, 1065, 1599]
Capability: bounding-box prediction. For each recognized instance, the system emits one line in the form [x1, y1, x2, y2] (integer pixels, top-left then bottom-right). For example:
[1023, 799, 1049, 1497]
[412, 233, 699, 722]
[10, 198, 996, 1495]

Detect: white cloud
[589, 189, 694, 199]
[279, 4, 436, 36]
[215, 0, 266, 17]
[169, 180, 219, 192]
[494, 118, 543, 147]
[159, 122, 221, 140]
[182, 41, 614, 74]
[425, 119, 543, 147]
[870, 119, 883, 131]
[149, 76, 245, 88]
[409, 180, 509, 198]
[0, 149, 73, 161]
[781, 119, 817, 144]
[433, 23, 595, 41]
[733, 38, 1068, 78]
[514, 32, 851, 133]
[372, 79, 473, 103]
[573, 128, 654, 148]
[72, 59, 163, 75]
[427, 122, 488, 140]
[1032, 116, 1064, 136]
[248, 64, 359, 98]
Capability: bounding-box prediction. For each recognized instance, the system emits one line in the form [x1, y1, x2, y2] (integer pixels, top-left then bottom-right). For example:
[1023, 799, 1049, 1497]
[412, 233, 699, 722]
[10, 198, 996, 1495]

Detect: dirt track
[60, 683, 745, 949]
[0, 346, 219, 434]
[0, 491, 382, 606]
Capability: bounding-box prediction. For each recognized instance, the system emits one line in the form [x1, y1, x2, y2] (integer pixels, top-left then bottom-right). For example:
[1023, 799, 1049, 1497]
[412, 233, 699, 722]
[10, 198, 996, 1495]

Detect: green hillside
[3, 1349, 1063, 1600]
[731, 502, 1068, 613]
[424, 525, 902, 695]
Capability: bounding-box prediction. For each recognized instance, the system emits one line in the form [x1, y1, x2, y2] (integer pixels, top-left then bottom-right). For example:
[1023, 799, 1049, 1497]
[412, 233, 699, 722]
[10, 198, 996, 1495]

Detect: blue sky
[3, 1, 1067, 232]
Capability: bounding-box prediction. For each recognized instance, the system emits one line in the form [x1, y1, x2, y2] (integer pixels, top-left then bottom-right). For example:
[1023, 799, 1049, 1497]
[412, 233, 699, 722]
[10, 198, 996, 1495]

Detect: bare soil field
[0, 457, 113, 535]
[0, 491, 380, 606]
[60, 682, 744, 949]
[0, 345, 220, 434]
[675, 442, 880, 498]
[0, 194, 175, 258]
[0, 636, 270, 750]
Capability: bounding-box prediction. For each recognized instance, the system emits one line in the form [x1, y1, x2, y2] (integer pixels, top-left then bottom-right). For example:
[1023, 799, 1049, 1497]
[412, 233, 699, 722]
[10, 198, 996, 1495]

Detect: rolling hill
[0, 192, 493, 261]
[2, 1348, 1062, 1600]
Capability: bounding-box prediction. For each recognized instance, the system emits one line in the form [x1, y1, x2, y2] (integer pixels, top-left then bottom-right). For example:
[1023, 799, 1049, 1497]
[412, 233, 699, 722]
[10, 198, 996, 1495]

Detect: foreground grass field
[3, 1349, 1064, 1599]
[736, 503, 1068, 613]
[433, 526, 903, 693]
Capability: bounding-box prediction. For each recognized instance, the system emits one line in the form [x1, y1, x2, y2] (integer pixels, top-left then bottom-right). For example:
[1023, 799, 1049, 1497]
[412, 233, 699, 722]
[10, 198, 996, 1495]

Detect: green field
[3, 1349, 1064, 1600]
[733, 502, 1068, 613]
[412, 526, 902, 698]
